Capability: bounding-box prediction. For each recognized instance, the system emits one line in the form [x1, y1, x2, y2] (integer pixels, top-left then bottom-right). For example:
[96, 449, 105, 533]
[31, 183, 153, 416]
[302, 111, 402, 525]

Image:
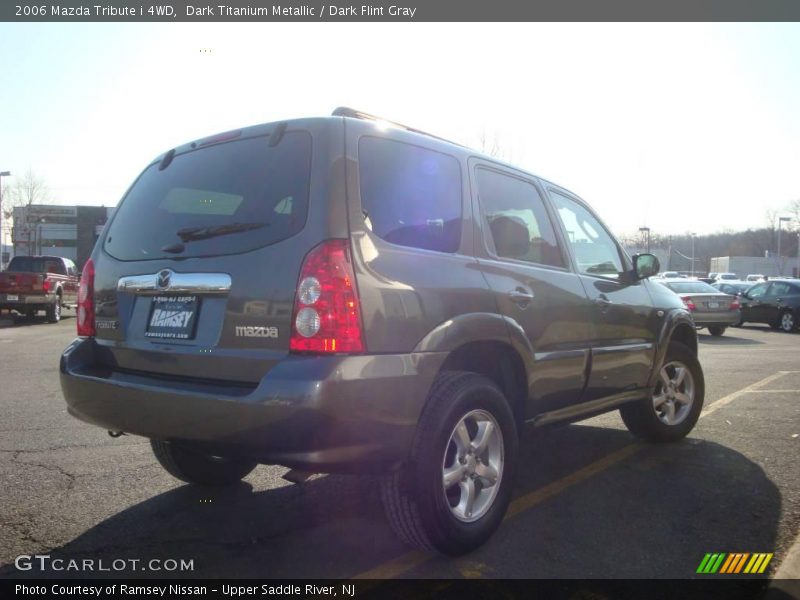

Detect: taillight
[42, 277, 50, 293]
[682, 297, 696, 311]
[289, 240, 364, 353]
[77, 258, 95, 337]
[730, 299, 740, 310]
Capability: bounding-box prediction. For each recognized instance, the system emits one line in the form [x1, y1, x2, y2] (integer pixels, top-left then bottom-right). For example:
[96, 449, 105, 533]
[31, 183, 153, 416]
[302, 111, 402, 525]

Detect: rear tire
[620, 341, 704, 443]
[779, 310, 797, 333]
[46, 295, 62, 323]
[151, 440, 257, 486]
[380, 371, 518, 556]
[708, 326, 726, 336]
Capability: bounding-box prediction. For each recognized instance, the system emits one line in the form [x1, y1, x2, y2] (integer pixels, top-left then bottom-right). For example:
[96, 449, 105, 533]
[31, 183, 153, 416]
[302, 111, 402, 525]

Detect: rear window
[104, 131, 312, 261]
[664, 281, 718, 294]
[358, 137, 462, 253]
[8, 257, 64, 274]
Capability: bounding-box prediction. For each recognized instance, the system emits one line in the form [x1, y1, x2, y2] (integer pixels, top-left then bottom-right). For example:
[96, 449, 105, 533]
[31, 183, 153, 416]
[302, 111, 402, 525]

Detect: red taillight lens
[77, 258, 95, 337]
[682, 297, 696, 311]
[289, 240, 364, 354]
[42, 277, 50, 293]
[730, 299, 740, 310]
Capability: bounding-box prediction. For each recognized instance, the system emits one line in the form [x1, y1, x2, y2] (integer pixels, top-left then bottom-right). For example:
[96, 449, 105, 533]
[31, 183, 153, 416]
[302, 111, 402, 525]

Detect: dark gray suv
[60, 108, 704, 555]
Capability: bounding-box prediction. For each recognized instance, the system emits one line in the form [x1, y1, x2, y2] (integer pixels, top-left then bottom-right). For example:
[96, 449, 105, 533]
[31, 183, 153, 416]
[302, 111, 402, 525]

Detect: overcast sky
[1, 22, 799, 236]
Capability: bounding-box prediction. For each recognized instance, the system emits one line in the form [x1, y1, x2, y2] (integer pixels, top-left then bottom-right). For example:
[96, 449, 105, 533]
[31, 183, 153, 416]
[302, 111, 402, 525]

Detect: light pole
[0, 171, 10, 266]
[777, 216, 790, 276]
[690, 233, 696, 277]
[796, 232, 800, 278]
[639, 227, 651, 253]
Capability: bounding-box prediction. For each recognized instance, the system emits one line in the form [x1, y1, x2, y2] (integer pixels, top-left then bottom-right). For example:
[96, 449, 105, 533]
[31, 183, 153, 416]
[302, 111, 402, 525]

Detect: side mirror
[633, 253, 660, 280]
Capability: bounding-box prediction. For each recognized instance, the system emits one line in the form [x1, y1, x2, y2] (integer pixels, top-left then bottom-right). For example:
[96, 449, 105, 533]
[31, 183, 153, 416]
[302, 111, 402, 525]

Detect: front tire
[151, 440, 257, 486]
[620, 342, 704, 443]
[381, 371, 518, 555]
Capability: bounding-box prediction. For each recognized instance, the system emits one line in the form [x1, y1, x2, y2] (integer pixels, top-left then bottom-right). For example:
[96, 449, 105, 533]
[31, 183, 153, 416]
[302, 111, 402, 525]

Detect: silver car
[658, 279, 741, 336]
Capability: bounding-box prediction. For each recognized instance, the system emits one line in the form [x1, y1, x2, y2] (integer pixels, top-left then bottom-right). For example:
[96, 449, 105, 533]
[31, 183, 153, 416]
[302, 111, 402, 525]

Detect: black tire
[620, 341, 705, 443]
[46, 294, 62, 323]
[779, 310, 797, 333]
[151, 440, 257, 486]
[380, 371, 518, 556]
[708, 326, 726, 336]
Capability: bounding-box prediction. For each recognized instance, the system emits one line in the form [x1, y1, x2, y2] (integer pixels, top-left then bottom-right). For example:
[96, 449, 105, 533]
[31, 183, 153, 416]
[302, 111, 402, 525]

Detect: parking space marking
[505, 443, 641, 519]
[700, 371, 796, 419]
[352, 370, 798, 581]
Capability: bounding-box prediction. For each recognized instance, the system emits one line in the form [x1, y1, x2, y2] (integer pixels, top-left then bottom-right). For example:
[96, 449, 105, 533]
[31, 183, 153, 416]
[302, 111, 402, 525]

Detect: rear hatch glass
[104, 131, 312, 261]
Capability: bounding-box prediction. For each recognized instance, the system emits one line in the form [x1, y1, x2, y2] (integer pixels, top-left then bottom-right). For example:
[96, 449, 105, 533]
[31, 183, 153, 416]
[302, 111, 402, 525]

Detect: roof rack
[331, 106, 464, 148]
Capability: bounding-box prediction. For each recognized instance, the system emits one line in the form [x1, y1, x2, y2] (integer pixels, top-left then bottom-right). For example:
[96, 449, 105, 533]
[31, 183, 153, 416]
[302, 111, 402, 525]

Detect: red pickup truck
[0, 256, 79, 322]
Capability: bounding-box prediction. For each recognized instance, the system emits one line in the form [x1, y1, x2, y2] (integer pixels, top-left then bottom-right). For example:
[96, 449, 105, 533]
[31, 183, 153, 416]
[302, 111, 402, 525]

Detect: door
[740, 282, 770, 324]
[546, 188, 656, 401]
[470, 163, 594, 416]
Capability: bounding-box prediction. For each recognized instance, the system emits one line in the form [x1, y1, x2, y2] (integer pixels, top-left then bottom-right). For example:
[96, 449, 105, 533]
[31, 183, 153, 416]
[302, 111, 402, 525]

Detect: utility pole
[0, 171, 11, 266]
[639, 227, 651, 253]
[777, 216, 790, 276]
[690, 233, 696, 277]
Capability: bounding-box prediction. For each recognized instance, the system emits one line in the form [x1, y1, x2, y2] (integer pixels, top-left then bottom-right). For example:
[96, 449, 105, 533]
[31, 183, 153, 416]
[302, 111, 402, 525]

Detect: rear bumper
[692, 312, 741, 327]
[60, 337, 446, 472]
[1, 293, 56, 309]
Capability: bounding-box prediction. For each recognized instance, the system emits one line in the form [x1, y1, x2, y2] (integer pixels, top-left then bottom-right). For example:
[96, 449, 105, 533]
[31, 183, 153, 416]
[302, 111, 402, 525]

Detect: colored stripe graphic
[697, 553, 727, 573]
[698, 552, 774, 575]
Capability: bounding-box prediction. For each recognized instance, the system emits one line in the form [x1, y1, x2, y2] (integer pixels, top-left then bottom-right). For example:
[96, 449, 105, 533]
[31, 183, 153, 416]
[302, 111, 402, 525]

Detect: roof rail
[331, 106, 464, 148]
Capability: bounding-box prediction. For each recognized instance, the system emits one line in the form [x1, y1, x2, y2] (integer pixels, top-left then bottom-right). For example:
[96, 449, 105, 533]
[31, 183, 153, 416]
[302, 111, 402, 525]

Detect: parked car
[714, 272, 739, 282]
[738, 279, 800, 332]
[0, 255, 79, 322]
[745, 274, 765, 282]
[712, 281, 752, 297]
[59, 108, 705, 555]
[657, 271, 685, 279]
[657, 279, 741, 336]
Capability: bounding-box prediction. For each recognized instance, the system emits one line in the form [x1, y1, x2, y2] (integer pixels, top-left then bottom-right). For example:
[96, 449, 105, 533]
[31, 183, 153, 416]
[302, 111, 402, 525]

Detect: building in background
[709, 256, 798, 279]
[10, 204, 113, 270]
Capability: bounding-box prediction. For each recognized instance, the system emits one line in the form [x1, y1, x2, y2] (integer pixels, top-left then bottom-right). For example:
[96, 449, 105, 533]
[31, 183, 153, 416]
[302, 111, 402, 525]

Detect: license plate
[145, 295, 199, 339]
[6, 294, 18, 301]
[707, 302, 719, 309]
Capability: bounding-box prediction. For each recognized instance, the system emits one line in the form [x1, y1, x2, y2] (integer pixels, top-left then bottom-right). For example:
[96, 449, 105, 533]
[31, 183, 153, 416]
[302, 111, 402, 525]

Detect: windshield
[104, 131, 312, 261]
[665, 281, 719, 294]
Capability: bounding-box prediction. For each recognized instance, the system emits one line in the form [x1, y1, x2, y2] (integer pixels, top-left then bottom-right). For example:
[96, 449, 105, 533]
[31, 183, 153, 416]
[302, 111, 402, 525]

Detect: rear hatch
[91, 119, 344, 384]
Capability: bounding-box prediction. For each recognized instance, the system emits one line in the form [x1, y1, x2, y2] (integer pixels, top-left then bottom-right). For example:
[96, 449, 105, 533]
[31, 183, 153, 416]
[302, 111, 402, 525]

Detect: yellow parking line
[700, 371, 790, 419]
[353, 370, 794, 580]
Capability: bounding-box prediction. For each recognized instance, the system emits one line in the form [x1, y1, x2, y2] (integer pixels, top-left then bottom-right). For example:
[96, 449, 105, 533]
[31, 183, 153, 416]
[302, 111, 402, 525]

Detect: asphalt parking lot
[0, 312, 798, 583]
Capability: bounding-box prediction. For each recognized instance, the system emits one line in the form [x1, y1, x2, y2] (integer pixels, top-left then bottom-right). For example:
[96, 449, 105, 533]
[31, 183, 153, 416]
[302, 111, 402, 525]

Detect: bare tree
[787, 198, 800, 229]
[476, 129, 512, 161]
[4, 169, 51, 213]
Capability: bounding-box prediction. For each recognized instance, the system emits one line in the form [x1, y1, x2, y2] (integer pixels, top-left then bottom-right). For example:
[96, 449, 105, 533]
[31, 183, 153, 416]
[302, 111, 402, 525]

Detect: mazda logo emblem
[156, 269, 173, 290]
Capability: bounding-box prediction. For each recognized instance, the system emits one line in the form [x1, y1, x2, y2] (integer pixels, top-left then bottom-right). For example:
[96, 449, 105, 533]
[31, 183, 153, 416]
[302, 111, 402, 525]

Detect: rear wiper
[175, 221, 268, 243]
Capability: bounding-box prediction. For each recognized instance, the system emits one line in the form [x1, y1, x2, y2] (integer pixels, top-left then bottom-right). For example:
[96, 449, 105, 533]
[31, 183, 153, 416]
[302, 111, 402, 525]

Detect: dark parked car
[657, 279, 741, 336]
[60, 108, 704, 555]
[712, 280, 752, 297]
[738, 279, 800, 332]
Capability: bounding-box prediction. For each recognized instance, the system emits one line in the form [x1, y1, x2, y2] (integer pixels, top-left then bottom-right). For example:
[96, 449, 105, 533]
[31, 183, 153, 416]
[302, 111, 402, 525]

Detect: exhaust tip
[108, 430, 125, 438]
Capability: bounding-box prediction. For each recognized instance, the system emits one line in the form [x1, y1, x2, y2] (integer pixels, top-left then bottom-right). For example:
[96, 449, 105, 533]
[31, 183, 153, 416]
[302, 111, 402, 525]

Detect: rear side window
[475, 168, 564, 268]
[358, 137, 462, 253]
[104, 131, 312, 261]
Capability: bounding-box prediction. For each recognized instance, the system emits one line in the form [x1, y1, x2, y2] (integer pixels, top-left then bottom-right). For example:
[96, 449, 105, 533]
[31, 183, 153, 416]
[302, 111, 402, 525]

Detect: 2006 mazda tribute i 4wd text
[60, 108, 704, 555]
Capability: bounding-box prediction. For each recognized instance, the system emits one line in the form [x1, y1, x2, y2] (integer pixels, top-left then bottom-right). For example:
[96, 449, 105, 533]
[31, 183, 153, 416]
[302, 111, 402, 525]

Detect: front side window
[358, 137, 462, 253]
[474, 168, 564, 268]
[747, 283, 769, 298]
[549, 191, 624, 279]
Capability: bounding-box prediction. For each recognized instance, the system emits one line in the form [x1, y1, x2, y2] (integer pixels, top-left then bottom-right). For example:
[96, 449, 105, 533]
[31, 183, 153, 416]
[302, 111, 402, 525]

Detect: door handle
[508, 289, 534, 305]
